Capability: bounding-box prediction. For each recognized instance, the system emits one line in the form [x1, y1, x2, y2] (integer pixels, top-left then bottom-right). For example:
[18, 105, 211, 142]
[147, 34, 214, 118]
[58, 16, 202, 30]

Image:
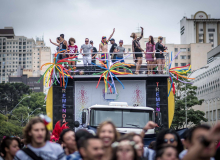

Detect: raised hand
[140, 27, 144, 30]
[143, 121, 158, 131]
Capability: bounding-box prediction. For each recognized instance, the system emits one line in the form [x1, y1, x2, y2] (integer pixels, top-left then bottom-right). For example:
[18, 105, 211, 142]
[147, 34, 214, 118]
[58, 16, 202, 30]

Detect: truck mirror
[82, 112, 86, 124]
[74, 121, 80, 128]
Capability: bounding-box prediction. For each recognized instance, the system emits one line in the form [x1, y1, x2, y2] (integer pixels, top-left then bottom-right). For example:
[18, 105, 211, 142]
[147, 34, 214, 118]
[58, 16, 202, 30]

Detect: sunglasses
[164, 138, 176, 143]
[85, 41, 89, 42]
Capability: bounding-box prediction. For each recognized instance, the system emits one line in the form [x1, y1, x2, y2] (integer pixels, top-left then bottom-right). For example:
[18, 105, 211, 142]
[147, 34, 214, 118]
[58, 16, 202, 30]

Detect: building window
[175, 48, 178, 52]
[180, 55, 186, 59]
[181, 63, 186, 66]
[180, 48, 186, 52]
[199, 34, 203, 38]
[188, 55, 191, 59]
[175, 63, 178, 67]
[128, 48, 131, 52]
[200, 29, 203, 32]
[199, 39, 203, 43]
[175, 56, 178, 59]
[208, 29, 215, 32]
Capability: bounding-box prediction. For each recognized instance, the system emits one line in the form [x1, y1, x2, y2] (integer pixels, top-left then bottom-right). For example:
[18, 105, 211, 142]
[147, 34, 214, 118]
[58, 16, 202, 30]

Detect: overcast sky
[1, 0, 220, 52]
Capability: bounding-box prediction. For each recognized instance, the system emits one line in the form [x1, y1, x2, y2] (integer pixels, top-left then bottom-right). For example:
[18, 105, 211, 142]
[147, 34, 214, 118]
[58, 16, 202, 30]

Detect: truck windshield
[90, 109, 152, 128]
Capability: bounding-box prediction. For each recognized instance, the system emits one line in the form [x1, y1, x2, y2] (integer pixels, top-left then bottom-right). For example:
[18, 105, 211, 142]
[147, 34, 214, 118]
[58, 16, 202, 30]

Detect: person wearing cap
[110, 38, 117, 63]
[115, 40, 126, 73]
[99, 28, 115, 65]
[155, 36, 167, 74]
[90, 40, 97, 73]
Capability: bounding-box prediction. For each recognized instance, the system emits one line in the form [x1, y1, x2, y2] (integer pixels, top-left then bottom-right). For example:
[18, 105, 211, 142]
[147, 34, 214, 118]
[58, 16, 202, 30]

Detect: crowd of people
[49, 27, 168, 75]
[0, 116, 220, 160]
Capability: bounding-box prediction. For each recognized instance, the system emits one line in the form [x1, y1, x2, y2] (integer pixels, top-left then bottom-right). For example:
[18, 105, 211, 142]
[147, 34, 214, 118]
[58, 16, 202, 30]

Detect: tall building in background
[0, 27, 51, 83]
[166, 43, 212, 70]
[180, 11, 220, 48]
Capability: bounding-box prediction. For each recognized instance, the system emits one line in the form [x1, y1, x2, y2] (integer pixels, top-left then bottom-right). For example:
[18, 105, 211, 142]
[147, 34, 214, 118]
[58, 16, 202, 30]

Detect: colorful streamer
[93, 53, 134, 94]
[38, 50, 79, 99]
[168, 51, 195, 97]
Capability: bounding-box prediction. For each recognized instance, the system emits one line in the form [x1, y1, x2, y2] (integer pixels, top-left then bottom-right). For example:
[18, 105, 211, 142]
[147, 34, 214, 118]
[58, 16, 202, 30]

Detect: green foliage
[171, 77, 207, 129]
[0, 113, 23, 139]
[0, 83, 32, 112]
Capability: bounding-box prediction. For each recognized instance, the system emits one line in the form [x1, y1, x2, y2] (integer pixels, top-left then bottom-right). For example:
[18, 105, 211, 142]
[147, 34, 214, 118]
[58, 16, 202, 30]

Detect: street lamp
[25, 108, 41, 123]
[9, 96, 31, 114]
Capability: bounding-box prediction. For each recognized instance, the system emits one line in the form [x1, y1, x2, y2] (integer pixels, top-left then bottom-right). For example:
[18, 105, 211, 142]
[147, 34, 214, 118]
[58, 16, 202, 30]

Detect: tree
[9, 92, 46, 126]
[0, 113, 23, 139]
[171, 77, 207, 130]
[0, 83, 32, 113]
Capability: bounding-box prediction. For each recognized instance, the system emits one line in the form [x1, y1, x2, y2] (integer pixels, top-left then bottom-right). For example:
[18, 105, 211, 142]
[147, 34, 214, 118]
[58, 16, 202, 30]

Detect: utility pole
[185, 84, 187, 128]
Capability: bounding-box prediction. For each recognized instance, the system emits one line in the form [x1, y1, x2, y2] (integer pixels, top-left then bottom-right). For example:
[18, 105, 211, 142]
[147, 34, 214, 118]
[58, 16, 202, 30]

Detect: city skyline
[1, 0, 220, 52]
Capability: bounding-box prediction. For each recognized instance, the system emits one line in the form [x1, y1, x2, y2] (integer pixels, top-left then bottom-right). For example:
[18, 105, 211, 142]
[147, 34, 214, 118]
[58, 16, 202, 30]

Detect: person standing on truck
[109, 38, 117, 63]
[115, 40, 126, 72]
[68, 38, 78, 74]
[90, 40, 97, 73]
[80, 38, 93, 75]
[99, 28, 115, 65]
[130, 27, 145, 75]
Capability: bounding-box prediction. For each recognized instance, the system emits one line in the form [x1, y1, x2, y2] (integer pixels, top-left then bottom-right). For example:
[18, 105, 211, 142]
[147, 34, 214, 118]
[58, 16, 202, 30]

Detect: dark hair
[155, 129, 183, 154]
[57, 37, 60, 41]
[112, 135, 139, 160]
[0, 136, 21, 158]
[80, 135, 100, 150]
[69, 38, 76, 44]
[148, 141, 156, 150]
[60, 34, 64, 38]
[75, 129, 93, 149]
[148, 35, 155, 45]
[23, 117, 50, 144]
[188, 124, 210, 143]
[59, 129, 74, 143]
[155, 144, 178, 159]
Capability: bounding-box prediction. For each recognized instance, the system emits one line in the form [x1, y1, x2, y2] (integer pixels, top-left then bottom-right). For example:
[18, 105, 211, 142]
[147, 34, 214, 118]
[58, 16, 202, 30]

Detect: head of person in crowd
[149, 141, 156, 150]
[148, 35, 155, 45]
[119, 40, 123, 47]
[110, 38, 115, 44]
[57, 37, 60, 43]
[123, 133, 144, 158]
[102, 36, 107, 43]
[0, 136, 21, 159]
[112, 135, 139, 160]
[60, 129, 77, 154]
[181, 128, 193, 150]
[79, 135, 104, 160]
[75, 129, 93, 150]
[69, 38, 76, 46]
[97, 121, 120, 148]
[155, 144, 179, 160]
[90, 40, 94, 46]
[187, 124, 216, 159]
[158, 36, 163, 43]
[85, 38, 89, 45]
[130, 33, 137, 40]
[155, 129, 183, 154]
[23, 117, 51, 147]
[60, 34, 64, 41]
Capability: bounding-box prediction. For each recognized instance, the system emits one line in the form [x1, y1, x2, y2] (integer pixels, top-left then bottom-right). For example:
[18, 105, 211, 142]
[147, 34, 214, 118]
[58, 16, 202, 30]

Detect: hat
[110, 38, 115, 41]
[119, 40, 123, 43]
[102, 36, 106, 39]
[90, 40, 93, 43]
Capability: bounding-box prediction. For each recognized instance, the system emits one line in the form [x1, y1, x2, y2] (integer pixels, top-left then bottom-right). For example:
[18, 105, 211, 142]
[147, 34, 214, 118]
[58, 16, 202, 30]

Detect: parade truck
[77, 102, 162, 135]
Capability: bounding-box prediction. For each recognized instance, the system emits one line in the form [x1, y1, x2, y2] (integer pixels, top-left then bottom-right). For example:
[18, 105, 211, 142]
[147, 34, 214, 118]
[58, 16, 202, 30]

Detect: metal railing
[51, 52, 170, 76]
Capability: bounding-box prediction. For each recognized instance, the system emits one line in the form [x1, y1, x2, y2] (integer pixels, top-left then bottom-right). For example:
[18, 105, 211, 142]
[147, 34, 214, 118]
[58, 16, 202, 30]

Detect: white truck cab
[77, 102, 161, 135]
